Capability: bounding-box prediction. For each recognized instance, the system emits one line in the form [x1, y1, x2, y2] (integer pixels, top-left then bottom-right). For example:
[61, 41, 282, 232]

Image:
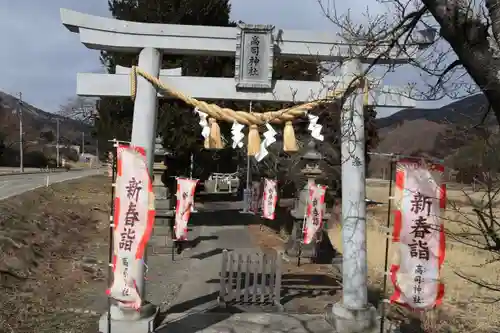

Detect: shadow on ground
[189, 209, 258, 226]
[155, 292, 243, 333]
[202, 271, 341, 313]
[190, 248, 225, 260]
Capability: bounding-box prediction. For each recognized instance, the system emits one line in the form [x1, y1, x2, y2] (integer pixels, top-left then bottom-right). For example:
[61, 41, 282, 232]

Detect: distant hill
[0, 91, 94, 167]
[370, 94, 496, 179]
[376, 94, 490, 128]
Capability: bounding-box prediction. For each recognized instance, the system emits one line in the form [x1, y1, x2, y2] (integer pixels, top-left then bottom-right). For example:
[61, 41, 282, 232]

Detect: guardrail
[0, 167, 88, 176]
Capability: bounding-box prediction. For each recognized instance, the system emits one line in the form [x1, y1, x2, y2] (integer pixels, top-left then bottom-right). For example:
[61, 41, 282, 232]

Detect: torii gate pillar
[102, 48, 162, 330]
[131, 47, 162, 175]
[325, 59, 378, 332]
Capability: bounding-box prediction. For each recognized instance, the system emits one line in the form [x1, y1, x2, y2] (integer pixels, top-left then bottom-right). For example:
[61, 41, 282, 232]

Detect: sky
[0, 0, 456, 118]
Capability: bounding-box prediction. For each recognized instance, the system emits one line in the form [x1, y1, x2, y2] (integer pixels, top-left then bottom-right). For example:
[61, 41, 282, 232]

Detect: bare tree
[318, 0, 500, 123]
[444, 123, 500, 300]
[313, 3, 500, 329]
[59, 96, 98, 124]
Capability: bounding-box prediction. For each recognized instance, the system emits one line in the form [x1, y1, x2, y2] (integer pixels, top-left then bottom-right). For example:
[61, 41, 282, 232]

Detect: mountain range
[0, 91, 94, 167]
[0, 89, 491, 172]
[371, 93, 494, 178]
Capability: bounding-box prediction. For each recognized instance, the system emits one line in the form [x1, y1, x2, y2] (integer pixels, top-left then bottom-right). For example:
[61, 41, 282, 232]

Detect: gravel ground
[147, 223, 202, 311]
[0, 175, 197, 333]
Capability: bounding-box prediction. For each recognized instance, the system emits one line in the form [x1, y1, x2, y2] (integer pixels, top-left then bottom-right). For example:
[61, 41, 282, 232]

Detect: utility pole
[81, 132, 85, 155]
[18, 93, 24, 173]
[96, 139, 99, 166]
[56, 118, 60, 167]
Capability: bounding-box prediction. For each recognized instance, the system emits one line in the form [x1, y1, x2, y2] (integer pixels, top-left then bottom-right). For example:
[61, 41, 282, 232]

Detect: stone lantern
[285, 140, 328, 261]
[152, 136, 172, 224]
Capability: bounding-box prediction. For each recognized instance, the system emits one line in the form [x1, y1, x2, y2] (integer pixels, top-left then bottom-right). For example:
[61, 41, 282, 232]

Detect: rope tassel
[128, 66, 363, 154]
[208, 118, 224, 149]
[283, 121, 298, 152]
[247, 125, 261, 156]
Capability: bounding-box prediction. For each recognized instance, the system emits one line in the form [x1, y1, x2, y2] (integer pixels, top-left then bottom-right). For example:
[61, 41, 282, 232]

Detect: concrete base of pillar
[325, 302, 379, 333]
[98, 302, 159, 333]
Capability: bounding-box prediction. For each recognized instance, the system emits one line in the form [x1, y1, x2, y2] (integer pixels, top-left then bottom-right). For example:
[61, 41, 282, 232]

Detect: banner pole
[379, 155, 395, 333]
[107, 141, 117, 333]
[239, 101, 253, 214]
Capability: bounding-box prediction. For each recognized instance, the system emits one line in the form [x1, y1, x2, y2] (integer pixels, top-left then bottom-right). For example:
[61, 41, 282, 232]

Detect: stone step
[150, 235, 172, 247]
[155, 216, 173, 227]
[153, 226, 172, 236]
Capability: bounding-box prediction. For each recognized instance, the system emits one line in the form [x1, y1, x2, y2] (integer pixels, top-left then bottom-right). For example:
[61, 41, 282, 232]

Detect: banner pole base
[99, 302, 159, 333]
[239, 188, 253, 214]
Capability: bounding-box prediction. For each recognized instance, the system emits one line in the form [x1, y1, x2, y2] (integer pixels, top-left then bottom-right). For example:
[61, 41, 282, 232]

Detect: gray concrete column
[326, 59, 377, 333]
[340, 59, 368, 308]
[100, 47, 161, 333]
[130, 47, 162, 302]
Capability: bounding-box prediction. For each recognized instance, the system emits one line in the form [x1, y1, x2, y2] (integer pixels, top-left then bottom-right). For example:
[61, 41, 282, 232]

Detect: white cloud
[0, 0, 453, 117]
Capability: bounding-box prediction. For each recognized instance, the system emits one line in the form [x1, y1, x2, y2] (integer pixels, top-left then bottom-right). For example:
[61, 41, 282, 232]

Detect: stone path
[150, 202, 335, 333]
[159, 207, 255, 317]
[147, 223, 200, 310]
[159, 313, 331, 333]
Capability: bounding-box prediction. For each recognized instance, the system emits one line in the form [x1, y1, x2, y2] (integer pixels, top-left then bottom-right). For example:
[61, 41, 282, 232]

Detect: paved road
[0, 167, 47, 174]
[0, 169, 103, 201]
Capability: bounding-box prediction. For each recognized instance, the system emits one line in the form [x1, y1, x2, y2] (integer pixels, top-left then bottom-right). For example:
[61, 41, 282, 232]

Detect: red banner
[390, 158, 446, 310]
[262, 178, 278, 220]
[303, 183, 327, 245]
[174, 178, 198, 240]
[107, 145, 155, 310]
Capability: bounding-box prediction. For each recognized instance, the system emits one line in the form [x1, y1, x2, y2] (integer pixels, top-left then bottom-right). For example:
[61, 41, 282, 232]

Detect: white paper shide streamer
[255, 123, 277, 162]
[231, 121, 245, 149]
[307, 114, 324, 141]
[194, 107, 210, 140]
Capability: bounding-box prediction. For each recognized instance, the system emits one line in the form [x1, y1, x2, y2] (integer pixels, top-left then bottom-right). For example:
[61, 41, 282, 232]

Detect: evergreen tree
[94, 0, 378, 191]
[96, 0, 234, 162]
[257, 103, 378, 201]
[95, 0, 322, 174]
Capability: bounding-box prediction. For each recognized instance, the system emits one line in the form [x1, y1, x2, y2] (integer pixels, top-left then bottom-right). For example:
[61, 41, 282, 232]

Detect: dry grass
[0, 176, 110, 333]
[327, 182, 500, 332]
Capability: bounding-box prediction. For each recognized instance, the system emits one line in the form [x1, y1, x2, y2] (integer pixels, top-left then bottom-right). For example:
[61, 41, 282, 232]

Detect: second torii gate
[60, 8, 426, 333]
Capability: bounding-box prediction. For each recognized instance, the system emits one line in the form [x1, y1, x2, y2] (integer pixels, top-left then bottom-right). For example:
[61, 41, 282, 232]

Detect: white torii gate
[60, 8, 427, 333]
